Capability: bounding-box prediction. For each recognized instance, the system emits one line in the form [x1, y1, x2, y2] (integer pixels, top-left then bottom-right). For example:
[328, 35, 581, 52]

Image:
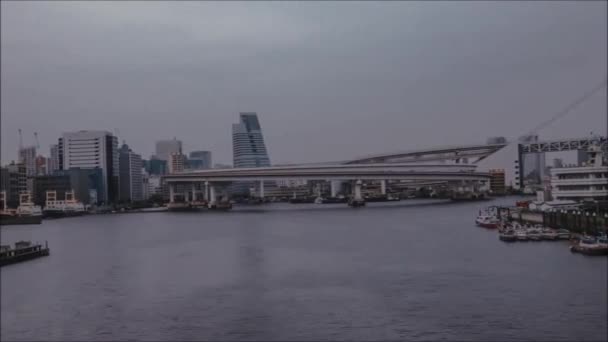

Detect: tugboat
[0, 191, 43, 226]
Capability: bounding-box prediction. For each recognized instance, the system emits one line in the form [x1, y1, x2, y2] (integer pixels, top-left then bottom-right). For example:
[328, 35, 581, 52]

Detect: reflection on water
[1, 198, 606, 341]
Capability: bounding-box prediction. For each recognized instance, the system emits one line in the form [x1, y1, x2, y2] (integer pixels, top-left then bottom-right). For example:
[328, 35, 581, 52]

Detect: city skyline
[1, 2, 606, 165]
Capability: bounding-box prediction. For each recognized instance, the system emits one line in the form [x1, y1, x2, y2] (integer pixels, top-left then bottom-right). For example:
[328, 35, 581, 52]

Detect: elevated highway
[162, 163, 491, 208]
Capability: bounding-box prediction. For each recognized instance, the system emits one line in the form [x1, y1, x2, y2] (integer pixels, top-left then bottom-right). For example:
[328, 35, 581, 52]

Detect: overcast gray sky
[1, 1, 606, 165]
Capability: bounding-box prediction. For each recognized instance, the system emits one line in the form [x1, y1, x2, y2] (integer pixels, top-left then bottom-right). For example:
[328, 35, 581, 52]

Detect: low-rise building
[550, 145, 607, 201]
[168, 152, 185, 174]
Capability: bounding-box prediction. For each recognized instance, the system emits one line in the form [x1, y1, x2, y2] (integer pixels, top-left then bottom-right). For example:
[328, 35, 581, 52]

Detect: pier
[0, 241, 50, 267]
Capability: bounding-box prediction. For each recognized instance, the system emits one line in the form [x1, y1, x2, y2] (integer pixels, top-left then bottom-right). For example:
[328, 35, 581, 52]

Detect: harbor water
[1, 198, 606, 341]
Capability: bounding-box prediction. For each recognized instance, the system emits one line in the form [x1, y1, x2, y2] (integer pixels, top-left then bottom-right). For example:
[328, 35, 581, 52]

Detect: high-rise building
[188, 151, 212, 170]
[3, 162, 27, 208]
[57, 138, 64, 171]
[168, 152, 185, 174]
[35, 155, 48, 176]
[119, 143, 143, 202]
[519, 135, 545, 185]
[19, 146, 37, 177]
[232, 112, 271, 195]
[232, 112, 271, 168]
[155, 139, 182, 162]
[62, 130, 119, 203]
[49, 144, 61, 174]
[143, 158, 168, 175]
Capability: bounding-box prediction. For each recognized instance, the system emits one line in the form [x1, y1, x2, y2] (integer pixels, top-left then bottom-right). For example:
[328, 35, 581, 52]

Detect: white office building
[62, 130, 119, 203]
[550, 145, 607, 201]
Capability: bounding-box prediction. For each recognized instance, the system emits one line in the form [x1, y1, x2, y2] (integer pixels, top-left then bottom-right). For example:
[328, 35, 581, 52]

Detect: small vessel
[208, 201, 232, 210]
[570, 236, 608, 256]
[319, 196, 348, 204]
[540, 228, 558, 240]
[499, 229, 517, 242]
[475, 215, 500, 229]
[527, 229, 542, 241]
[556, 229, 571, 240]
[348, 198, 366, 207]
[515, 230, 528, 241]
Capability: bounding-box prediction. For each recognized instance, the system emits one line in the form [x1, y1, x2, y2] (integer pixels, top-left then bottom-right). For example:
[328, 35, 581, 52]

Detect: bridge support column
[330, 180, 340, 197]
[208, 184, 216, 208]
[192, 184, 197, 202]
[380, 180, 387, 195]
[169, 183, 175, 203]
[348, 180, 366, 207]
[259, 180, 265, 198]
[203, 182, 209, 201]
[354, 180, 363, 200]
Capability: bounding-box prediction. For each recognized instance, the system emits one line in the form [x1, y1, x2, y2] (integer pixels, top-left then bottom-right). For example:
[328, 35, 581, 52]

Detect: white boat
[556, 229, 571, 240]
[541, 228, 558, 240]
[527, 229, 542, 241]
[515, 230, 528, 241]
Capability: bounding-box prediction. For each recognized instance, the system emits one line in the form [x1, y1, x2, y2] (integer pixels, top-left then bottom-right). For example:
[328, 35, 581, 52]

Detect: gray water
[1, 198, 607, 341]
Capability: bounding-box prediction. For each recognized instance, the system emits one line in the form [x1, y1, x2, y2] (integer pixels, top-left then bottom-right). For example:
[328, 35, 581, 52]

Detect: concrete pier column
[208, 184, 217, 207]
[204, 182, 209, 201]
[330, 180, 340, 197]
[380, 180, 387, 195]
[259, 180, 265, 198]
[192, 184, 197, 202]
[354, 180, 363, 200]
[169, 183, 175, 203]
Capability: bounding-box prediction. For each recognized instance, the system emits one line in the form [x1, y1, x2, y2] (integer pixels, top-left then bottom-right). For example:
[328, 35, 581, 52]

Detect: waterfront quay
[495, 206, 608, 235]
[1, 197, 606, 341]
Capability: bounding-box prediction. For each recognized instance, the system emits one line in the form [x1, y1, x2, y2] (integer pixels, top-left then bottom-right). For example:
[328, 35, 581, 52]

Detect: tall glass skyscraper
[232, 113, 271, 195]
[232, 113, 271, 168]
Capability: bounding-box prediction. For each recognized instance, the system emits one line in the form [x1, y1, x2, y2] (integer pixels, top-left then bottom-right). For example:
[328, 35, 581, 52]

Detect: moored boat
[541, 228, 558, 240]
[527, 229, 542, 241]
[499, 229, 517, 242]
[0, 191, 43, 226]
[476, 216, 500, 229]
[570, 236, 608, 256]
[556, 229, 571, 240]
[515, 230, 528, 241]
